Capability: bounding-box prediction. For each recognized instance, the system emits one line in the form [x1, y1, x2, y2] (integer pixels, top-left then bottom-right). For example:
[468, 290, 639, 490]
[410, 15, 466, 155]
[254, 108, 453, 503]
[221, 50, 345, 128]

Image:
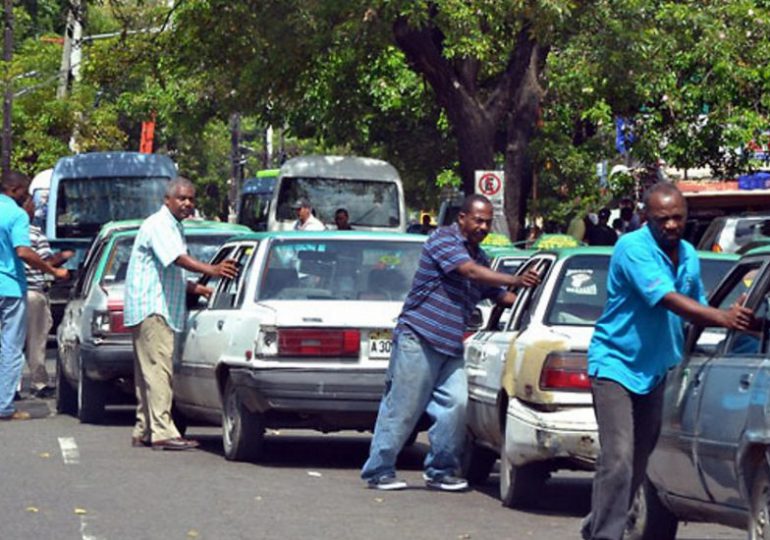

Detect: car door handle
[217, 320, 224, 331]
[739, 373, 753, 390]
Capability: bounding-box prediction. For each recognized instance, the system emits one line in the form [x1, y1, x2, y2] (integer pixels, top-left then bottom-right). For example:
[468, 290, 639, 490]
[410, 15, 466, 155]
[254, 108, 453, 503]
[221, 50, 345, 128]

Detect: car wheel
[623, 479, 677, 540]
[222, 379, 265, 462]
[499, 436, 546, 508]
[77, 365, 106, 424]
[55, 353, 77, 415]
[750, 460, 770, 540]
[462, 433, 497, 486]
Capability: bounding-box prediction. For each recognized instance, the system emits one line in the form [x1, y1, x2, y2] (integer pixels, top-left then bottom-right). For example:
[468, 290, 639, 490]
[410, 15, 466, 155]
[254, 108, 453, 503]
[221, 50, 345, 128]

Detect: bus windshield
[276, 177, 401, 228]
[56, 177, 168, 238]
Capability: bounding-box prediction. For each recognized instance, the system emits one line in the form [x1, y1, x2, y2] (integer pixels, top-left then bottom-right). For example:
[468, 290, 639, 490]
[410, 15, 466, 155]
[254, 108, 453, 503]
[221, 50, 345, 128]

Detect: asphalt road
[0, 358, 746, 540]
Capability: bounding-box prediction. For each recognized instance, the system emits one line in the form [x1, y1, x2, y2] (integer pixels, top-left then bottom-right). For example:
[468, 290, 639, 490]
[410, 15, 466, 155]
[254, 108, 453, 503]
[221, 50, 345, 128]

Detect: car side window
[692, 261, 763, 354]
[79, 239, 109, 298]
[210, 244, 256, 310]
[510, 258, 551, 331]
[190, 246, 235, 310]
[724, 298, 767, 356]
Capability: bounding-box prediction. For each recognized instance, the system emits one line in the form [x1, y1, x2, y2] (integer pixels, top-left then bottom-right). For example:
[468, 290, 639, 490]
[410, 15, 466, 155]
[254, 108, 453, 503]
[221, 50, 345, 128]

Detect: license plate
[368, 330, 393, 359]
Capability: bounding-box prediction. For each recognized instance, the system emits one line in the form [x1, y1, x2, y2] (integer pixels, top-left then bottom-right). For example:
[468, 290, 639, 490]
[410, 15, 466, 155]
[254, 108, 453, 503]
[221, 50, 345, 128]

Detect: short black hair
[642, 182, 682, 208]
[460, 194, 492, 214]
[335, 208, 348, 217]
[1, 170, 30, 192]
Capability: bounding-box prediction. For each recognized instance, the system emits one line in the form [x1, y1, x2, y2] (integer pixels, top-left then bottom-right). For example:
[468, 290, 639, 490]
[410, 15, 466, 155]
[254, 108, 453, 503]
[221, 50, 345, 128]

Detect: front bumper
[80, 338, 134, 382]
[505, 397, 599, 468]
[229, 366, 385, 415]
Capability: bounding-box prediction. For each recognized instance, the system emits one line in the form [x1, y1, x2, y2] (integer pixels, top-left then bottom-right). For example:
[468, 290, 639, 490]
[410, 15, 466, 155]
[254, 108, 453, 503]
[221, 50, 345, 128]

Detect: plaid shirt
[24, 225, 53, 291]
[124, 205, 188, 332]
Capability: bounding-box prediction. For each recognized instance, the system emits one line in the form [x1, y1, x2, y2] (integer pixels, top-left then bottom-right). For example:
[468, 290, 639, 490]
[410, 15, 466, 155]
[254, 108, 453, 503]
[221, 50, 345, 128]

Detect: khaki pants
[131, 315, 180, 442]
[25, 289, 52, 390]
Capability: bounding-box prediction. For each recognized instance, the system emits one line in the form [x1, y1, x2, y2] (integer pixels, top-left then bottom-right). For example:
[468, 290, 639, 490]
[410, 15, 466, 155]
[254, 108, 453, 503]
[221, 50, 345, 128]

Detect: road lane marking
[80, 516, 106, 540]
[58, 436, 80, 464]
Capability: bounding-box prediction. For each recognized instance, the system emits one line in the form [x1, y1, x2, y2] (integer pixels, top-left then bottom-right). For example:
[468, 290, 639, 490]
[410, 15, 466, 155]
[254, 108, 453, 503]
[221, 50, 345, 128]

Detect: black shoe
[33, 386, 55, 399]
[151, 438, 200, 451]
[13, 391, 24, 401]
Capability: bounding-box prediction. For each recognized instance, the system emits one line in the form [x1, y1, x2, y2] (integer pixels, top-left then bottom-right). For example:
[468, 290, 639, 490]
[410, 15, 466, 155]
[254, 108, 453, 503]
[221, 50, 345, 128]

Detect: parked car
[56, 219, 250, 423]
[173, 231, 426, 462]
[462, 247, 739, 509]
[627, 247, 768, 539]
[697, 213, 770, 254]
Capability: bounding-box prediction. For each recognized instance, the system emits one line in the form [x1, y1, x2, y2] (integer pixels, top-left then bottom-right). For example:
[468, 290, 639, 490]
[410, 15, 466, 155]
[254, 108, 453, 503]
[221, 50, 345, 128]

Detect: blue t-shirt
[397, 223, 505, 357]
[588, 225, 706, 394]
[0, 193, 31, 298]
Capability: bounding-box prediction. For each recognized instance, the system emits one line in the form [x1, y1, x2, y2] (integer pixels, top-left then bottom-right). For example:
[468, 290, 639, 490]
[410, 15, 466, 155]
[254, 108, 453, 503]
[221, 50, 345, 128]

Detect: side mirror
[467, 308, 484, 331]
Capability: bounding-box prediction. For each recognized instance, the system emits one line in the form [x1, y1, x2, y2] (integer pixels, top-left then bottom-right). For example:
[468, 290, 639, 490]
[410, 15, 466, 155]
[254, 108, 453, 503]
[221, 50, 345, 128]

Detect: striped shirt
[124, 205, 188, 332]
[397, 223, 505, 357]
[24, 225, 53, 291]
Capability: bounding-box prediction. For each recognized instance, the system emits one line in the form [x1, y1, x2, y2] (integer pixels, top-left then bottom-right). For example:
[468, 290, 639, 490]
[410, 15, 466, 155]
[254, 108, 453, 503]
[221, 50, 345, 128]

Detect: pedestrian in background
[0, 172, 68, 421]
[334, 208, 353, 230]
[124, 177, 238, 450]
[586, 208, 618, 246]
[581, 183, 753, 540]
[361, 194, 540, 491]
[21, 194, 73, 399]
[292, 197, 326, 231]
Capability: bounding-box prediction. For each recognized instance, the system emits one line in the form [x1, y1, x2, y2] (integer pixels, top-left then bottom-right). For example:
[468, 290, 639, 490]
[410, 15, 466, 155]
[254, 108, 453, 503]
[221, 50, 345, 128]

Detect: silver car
[173, 231, 426, 462]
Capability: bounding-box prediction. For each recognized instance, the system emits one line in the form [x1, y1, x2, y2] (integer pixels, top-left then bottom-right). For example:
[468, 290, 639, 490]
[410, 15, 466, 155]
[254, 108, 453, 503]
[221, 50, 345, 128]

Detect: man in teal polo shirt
[582, 183, 753, 540]
[0, 172, 68, 420]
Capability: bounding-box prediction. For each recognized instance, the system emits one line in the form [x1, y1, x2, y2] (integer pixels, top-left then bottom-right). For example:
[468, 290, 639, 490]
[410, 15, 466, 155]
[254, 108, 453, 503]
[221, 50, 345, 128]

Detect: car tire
[77, 365, 106, 424]
[462, 433, 497, 486]
[750, 460, 770, 540]
[222, 379, 265, 462]
[55, 353, 77, 415]
[499, 435, 547, 508]
[623, 478, 678, 540]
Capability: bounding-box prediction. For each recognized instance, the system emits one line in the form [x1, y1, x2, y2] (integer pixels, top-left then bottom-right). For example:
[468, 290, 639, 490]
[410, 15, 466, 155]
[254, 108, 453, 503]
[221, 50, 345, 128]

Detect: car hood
[503, 324, 595, 406]
[256, 300, 403, 329]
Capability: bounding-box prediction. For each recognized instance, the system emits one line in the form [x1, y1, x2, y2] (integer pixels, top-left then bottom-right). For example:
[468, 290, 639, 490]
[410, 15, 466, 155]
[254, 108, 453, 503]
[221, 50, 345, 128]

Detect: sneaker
[423, 473, 469, 492]
[33, 386, 55, 399]
[367, 475, 408, 491]
[0, 410, 32, 421]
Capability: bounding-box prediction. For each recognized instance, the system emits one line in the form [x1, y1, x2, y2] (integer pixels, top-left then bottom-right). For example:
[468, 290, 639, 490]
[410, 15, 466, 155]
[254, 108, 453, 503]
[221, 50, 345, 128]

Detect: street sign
[475, 170, 507, 235]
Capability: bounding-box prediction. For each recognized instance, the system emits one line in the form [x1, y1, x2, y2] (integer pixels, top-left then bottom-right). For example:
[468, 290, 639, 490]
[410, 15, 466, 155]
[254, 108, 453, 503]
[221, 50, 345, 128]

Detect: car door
[465, 256, 552, 446]
[178, 243, 256, 412]
[695, 260, 769, 506]
[650, 260, 763, 501]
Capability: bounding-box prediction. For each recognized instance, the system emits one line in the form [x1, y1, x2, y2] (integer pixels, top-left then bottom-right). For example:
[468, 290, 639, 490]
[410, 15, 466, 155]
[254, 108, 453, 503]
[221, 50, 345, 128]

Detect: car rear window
[544, 255, 610, 326]
[259, 239, 423, 301]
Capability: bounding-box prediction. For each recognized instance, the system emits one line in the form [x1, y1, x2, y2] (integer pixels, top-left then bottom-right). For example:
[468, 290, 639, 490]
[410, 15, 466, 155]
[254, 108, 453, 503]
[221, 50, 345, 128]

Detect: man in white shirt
[292, 198, 326, 231]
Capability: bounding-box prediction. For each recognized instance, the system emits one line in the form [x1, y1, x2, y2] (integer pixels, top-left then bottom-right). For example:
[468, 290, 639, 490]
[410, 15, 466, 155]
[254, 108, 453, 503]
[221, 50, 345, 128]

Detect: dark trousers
[585, 377, 665, 540]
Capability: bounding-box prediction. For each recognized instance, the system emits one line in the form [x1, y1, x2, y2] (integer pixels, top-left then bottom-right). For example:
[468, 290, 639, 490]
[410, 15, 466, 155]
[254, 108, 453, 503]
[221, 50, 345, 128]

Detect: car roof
[99, 219, 251, 240]
[696, 250, 740, 261]
[535, 246, 615, 257]
[230, 230, 427, 242]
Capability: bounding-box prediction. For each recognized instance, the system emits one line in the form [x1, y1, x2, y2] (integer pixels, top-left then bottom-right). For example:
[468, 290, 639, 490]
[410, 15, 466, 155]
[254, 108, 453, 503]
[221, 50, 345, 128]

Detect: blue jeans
[0, 296, 27, 416]
[361, 328, 467, 481]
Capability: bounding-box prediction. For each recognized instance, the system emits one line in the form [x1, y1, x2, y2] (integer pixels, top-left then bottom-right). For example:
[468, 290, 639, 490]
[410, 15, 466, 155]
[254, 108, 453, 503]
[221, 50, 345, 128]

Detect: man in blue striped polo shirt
[124, 177, 238, 451]
[361, 194, 540, 491]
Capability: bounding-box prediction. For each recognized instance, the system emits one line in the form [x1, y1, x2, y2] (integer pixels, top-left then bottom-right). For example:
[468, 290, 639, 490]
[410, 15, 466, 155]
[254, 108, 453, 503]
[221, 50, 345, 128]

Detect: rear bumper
[80, 339, 134, 381]
[504, 398, 599, 468]
[229, 367, 385, 414]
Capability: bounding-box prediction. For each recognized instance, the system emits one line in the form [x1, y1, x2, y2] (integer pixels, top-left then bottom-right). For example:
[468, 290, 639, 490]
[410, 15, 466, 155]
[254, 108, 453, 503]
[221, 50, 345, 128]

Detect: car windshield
[544, 255, 610, 326]
[258, 238, 422, 301]
[56, 177, 168, 238]
[276, 177, 401, 228]
[101, 233, 234, 285]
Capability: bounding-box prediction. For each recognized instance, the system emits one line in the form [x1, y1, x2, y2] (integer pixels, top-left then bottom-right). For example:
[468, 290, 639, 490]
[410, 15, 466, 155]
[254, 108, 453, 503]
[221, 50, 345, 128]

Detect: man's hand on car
[215, 259, 240, 280]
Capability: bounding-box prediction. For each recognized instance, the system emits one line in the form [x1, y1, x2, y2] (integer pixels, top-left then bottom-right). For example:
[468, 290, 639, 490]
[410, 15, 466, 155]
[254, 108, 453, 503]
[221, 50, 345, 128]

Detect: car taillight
[92, 301, 130, 336]
[277, 328, 360, 357]
[539, 352, 590, 391]
[711, 243, 722, 253]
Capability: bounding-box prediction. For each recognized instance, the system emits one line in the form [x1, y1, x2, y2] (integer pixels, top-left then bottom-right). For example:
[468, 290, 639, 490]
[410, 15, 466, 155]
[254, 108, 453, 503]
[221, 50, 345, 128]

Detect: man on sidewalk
[361, 194, 540, 491]
[0, 172, 68, 421]
[124, 177, 238, 450]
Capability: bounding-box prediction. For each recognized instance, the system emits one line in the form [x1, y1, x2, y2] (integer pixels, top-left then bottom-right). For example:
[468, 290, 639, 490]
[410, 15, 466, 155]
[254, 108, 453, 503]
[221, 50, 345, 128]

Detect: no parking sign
[475, 170, 504, 202]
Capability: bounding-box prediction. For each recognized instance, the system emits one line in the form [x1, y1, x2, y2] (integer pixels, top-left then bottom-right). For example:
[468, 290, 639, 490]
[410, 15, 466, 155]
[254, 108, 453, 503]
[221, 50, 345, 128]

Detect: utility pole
[2, 0, 13, 178]
[229, 113, 242, 222]
[56, 0, 82, 100]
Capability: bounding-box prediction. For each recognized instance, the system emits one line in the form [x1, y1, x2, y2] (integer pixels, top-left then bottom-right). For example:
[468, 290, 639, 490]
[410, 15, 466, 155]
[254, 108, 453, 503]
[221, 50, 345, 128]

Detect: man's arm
[16, 246, 69, 280]
[47, 249, 75, 268]
[660, 292, 753, 330]
[456, 260, 540, 289]
[174, 254, 239, 279]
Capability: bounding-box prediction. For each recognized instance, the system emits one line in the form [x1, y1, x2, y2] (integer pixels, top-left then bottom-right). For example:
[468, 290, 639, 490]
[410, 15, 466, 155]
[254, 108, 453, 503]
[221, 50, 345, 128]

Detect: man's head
[457, 194, 493, 245]
[292, 197, 312, 223]
[598, 208, 611, 224]
[164, 177, 196, 221]
[643, 183, 687, 251]
[1, 171, 31, 204]
[22, 194, 34, 220]
[421, 214, 431, 227]
[334, 208, 350, 229]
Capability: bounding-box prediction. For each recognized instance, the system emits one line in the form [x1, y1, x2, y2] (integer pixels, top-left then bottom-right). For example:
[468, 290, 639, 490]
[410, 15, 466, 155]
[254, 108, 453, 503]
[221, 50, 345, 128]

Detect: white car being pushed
[173, 230, 425, 462]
